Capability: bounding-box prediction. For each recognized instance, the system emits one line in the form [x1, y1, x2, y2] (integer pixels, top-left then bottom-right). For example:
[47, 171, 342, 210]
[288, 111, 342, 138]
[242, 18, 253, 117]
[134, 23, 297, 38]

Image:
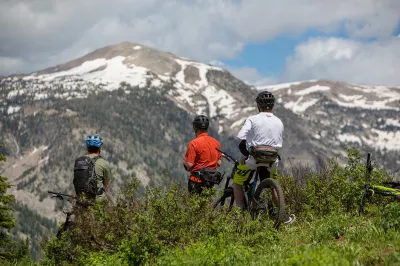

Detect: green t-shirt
[88, 155, 111, 198]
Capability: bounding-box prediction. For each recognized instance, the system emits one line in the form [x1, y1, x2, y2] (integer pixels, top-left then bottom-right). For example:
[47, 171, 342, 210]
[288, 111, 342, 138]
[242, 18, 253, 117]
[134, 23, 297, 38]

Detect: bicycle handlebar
[48, 191, 76, 199]
[215, 148, 238, 164]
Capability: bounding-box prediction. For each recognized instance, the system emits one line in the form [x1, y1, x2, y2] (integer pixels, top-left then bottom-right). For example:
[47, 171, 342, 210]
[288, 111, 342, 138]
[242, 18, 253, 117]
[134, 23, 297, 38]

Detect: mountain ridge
[0, 41, 399, 226]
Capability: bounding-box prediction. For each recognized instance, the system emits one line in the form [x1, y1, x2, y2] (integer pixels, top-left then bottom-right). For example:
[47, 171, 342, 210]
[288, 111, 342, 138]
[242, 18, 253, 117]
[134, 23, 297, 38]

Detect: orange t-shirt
[184, 133, 222, 183]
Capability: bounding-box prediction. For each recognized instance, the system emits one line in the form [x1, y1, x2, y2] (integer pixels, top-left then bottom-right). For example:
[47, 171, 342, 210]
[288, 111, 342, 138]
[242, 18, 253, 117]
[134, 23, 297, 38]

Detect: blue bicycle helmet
[86, 133, 103, 148]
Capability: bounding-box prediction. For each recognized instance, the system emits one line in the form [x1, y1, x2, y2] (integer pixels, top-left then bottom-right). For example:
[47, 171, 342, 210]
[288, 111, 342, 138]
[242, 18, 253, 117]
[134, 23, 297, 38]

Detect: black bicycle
[213, 148, 286, 228]
[48, 191, 77, 239]
[358, 153, 400, 216]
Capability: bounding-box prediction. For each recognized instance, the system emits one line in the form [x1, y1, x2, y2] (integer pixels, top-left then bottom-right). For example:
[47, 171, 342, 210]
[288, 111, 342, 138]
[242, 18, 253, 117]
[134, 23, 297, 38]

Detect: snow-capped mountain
[0, 41, 399, 224]
[2, 42, 255, 134]
[258, 80, 400, 152]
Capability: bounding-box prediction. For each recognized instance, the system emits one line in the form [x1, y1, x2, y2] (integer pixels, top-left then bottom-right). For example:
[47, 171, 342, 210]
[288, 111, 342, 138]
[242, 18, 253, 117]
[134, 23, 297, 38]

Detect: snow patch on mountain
[230, 117, 246, 129]
[22, 56, 151, 91]
[284, 97, 319, 113]
[386, 118, 400, 127]
[331, 97, 399, 111]
[338, 94, 363, 101]
[337, 134, 362, 145]
[361, 129, 400, 151]
[7, 106, 21, 114]
[259, 80, 318, 91]
[294, 85, 330, 96]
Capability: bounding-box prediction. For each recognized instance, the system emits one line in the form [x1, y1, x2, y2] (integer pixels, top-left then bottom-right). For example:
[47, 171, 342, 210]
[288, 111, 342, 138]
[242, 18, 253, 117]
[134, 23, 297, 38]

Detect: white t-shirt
[237, 112, 284, 149]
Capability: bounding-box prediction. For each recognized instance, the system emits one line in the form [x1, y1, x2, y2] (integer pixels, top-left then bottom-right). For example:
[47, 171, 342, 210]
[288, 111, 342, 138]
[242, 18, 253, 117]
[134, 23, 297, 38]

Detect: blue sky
[223, 29, 339, 76]
[222, 23, 400, 85]
[1, 0, 400, 85]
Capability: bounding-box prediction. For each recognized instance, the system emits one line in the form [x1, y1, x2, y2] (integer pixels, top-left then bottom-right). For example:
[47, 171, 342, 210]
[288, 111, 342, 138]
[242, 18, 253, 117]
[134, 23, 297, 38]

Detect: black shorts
[188, 179, 213, 195]
[244, 167, 270, 185]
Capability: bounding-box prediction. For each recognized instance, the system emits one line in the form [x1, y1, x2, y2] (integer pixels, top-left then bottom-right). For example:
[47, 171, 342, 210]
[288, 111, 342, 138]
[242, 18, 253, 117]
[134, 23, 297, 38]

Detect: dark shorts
[244, 167, 271, 185]
[188, 179, 213, 195]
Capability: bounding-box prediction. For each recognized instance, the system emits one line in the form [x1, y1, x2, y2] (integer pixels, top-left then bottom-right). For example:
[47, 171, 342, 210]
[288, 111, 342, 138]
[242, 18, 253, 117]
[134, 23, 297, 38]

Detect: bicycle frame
[368, 185, 400, 197]
[48, 191, 77, 238]
[216, 148, 260, 207]
[359, 153, 400, 215]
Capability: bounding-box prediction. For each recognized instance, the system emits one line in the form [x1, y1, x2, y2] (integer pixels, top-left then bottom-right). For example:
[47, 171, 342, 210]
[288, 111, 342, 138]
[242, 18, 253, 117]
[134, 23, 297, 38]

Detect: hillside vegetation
[29, 149, 399, 265]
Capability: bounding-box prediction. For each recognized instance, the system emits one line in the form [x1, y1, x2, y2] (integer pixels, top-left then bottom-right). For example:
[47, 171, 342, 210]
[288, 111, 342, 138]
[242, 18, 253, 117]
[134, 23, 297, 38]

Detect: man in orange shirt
[183, 115, 222, 195]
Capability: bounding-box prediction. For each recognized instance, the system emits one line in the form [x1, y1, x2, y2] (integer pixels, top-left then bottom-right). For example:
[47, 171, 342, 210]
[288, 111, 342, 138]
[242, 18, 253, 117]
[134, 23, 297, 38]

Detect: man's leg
[188, 179, 203, 195]
[233, 183, 245, 209]
[233, 162, 254, 210]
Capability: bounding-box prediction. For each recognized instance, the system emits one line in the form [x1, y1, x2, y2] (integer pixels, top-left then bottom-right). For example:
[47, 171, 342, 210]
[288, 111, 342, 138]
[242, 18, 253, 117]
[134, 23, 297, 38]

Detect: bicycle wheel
[56, 214, 73, 239]
[358, 189, 370, 216]
[253, 178, 285, 229]
[213, 187, 235, 211]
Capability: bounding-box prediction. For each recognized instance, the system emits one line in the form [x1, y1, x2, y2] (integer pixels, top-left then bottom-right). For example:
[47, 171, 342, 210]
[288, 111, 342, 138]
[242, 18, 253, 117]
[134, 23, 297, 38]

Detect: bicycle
[48, 191, 77, 239]
[358, 153, 400, 216]
[213, 148, 286, 229]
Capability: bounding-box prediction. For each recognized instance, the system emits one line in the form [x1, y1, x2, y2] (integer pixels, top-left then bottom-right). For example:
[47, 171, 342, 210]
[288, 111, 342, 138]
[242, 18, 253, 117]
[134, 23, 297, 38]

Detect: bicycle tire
[254, 178, 285, 229]
[358, 189, 369, 216]
[213, 187, 235, 211]
[56, 216, 73, 239]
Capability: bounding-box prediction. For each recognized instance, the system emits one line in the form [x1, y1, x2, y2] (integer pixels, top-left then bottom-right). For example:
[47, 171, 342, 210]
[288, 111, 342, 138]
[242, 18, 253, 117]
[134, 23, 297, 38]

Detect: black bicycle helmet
[192, 115, 209, 130]
[256, 90, 275, 109]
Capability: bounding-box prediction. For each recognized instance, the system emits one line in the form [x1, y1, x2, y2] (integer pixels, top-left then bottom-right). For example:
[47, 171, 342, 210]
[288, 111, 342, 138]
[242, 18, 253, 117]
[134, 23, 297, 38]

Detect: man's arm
[104, 179, 110, 192]
[103, 161, 111, 192]
[183, 142, 196, 172]
[238, 139, 249, 157]
[237, 118, 251, 141]
[237, 118, 251, 156]
[183, 160, 194, 171]
[216, 142, 222, 167]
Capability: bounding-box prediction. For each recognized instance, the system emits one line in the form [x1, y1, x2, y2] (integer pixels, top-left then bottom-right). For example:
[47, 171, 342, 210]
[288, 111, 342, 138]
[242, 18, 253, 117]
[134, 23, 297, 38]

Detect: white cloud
[0, 57, 25, 75]
[229, 67, 277, 86]
[209, 60, 225, 67]
[282, 37, 400, 86]
[0, 0, 399, 75]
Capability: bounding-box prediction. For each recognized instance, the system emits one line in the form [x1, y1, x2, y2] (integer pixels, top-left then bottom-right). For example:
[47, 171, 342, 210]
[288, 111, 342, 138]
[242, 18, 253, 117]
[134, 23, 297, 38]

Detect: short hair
[196, 128, 208, 134]
[258, 104, 273, 112]
[87, 146, 100, 153]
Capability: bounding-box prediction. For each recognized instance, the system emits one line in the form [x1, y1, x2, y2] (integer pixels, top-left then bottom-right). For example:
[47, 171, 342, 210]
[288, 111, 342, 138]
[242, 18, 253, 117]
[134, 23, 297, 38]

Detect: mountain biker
[183, 115, 222, 195]
[234, 91, 294, 224]
[73, 133, 111, 203]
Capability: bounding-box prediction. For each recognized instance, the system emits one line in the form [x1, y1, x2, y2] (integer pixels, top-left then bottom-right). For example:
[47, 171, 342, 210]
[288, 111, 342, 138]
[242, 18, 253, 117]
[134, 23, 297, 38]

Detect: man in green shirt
[73, 133, 111, 202]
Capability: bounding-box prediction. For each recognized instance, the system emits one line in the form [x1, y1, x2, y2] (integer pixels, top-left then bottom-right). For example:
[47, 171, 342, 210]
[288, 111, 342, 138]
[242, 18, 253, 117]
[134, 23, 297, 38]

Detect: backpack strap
[89, 155, 101, 179]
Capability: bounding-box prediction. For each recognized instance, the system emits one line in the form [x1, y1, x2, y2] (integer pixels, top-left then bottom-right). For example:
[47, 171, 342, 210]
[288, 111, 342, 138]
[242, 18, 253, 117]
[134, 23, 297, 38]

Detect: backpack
[199, 167, 223, 185]
[73, 155, 101, 199]
[249, 146, 279, 165]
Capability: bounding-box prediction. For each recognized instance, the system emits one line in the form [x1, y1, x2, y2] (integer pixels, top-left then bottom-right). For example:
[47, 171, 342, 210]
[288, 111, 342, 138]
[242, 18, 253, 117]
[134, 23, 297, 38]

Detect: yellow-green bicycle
[358, 153, 400, 216]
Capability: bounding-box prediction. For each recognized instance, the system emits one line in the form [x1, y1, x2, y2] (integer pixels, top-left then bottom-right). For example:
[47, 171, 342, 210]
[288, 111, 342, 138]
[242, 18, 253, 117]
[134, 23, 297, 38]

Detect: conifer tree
[0, 145, 16, 258]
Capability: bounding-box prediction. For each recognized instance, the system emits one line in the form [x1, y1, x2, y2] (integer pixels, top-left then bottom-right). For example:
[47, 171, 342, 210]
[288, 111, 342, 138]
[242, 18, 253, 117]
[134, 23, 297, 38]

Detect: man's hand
[183, 160, 193, 171]
[239, 155, 247, 165]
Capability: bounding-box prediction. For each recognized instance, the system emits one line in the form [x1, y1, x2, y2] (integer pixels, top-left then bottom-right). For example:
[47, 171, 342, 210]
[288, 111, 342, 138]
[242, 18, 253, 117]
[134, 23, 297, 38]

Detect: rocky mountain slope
[1, 41, 399, 227]
[258, 80, 400, 167]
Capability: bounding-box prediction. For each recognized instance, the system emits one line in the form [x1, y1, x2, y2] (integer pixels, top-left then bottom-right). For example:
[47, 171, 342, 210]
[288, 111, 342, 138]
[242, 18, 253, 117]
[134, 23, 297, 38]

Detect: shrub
[284, 245, 359, 266]
[41, 148, 399, 265]
[278, 148, 393, 218]
[381, 203, 400, 232]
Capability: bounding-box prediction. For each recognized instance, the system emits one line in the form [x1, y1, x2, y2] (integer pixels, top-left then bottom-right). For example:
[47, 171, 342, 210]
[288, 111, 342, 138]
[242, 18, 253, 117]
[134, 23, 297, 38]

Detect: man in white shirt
[233, 90, 295, 224]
